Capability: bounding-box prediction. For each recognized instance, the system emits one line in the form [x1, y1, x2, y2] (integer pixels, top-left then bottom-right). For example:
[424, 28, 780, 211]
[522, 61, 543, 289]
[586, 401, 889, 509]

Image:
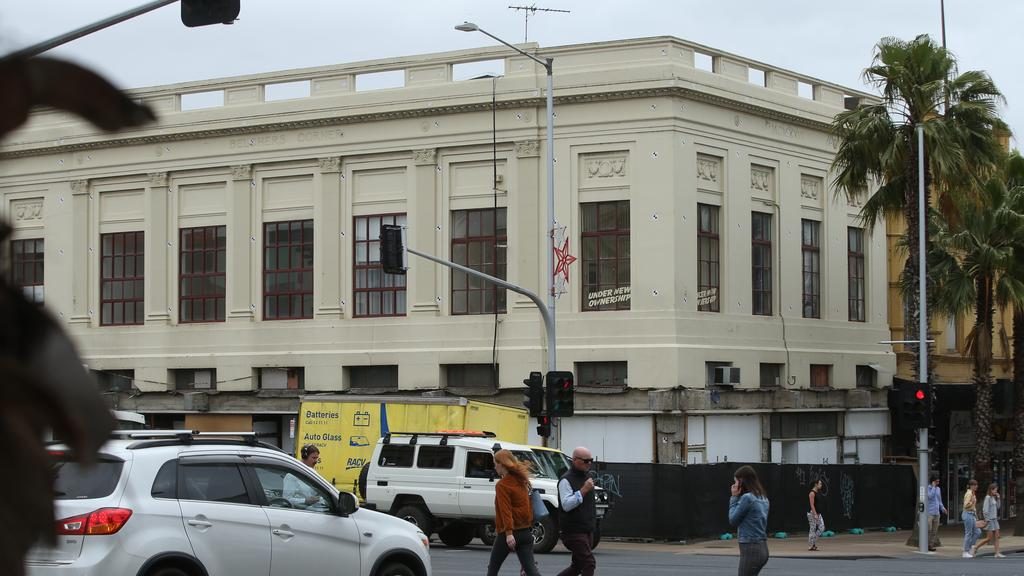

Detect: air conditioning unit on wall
[713, 366, 741, 386]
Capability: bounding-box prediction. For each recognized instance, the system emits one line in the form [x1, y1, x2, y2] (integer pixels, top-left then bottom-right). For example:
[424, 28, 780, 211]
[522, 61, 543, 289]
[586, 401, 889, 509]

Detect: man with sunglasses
[556, 447, 597, 576]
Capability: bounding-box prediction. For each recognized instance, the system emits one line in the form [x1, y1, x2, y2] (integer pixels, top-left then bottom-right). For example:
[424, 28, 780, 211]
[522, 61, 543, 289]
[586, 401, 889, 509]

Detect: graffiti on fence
[795, 465, 831, 496]
[840, 471, 855, 519]
[591, 471, 623, 499]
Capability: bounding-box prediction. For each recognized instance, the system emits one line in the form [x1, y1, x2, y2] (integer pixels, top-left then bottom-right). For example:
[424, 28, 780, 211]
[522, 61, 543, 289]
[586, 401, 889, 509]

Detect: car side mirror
[489, 469, 497, 482]
[337, 492, 358, 516]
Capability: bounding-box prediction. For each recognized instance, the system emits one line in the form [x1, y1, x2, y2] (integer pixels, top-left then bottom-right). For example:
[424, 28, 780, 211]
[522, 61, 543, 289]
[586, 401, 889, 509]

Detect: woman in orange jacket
[486, 449, 542, 576]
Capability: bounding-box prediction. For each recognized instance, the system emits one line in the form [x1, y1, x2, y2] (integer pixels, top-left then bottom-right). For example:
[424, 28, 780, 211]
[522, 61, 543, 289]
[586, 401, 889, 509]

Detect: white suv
[28, 431, 431, 576]
[361, 432, 608, 554]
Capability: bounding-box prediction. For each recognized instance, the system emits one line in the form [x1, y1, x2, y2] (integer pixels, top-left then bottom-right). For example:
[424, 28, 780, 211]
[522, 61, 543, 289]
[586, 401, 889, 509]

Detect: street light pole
[916, 123, 930, 555]
[456, 22, 557, 375]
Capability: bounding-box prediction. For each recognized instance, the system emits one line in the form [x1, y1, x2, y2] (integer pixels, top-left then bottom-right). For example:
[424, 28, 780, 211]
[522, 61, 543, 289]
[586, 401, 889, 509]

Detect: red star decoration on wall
[553, 237, 577, 283]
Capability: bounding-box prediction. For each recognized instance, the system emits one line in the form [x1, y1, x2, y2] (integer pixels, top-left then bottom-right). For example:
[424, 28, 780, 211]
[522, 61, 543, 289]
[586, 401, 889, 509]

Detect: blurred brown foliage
[0, 54, 155, 576]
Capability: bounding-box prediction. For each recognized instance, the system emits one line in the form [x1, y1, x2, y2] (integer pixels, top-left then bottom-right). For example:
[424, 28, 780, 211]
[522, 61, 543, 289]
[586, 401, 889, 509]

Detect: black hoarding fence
[594, 462, 916, 541]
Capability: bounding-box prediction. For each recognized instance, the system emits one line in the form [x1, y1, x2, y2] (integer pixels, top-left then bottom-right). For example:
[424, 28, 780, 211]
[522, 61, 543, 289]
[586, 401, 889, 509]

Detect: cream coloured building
[0, 36, 895, 464]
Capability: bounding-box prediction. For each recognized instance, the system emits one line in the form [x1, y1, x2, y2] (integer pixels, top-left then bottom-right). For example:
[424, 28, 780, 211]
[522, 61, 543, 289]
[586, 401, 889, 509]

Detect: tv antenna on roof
[508, 4, 570, 43]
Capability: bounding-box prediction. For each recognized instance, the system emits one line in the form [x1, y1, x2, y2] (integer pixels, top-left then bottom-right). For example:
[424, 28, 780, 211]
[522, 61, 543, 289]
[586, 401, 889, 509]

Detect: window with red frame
[354, 214, 407, 317]
[451, 208, 506, 315]
[697, 204, 720, 312]
[581, 201, 630, 312]
[751, 212, 772, 316]
[11, 238, 44, 304]
[101, 231, 145, 326]
[180, 225, 226, 323]
[264, 220, 313, 320]
[848, 226, 866, 322]
[801, 219, 821, 319]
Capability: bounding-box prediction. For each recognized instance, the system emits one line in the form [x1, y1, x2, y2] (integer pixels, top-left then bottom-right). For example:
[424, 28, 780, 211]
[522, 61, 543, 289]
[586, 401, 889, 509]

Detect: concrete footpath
[602, 523, 1024, 560]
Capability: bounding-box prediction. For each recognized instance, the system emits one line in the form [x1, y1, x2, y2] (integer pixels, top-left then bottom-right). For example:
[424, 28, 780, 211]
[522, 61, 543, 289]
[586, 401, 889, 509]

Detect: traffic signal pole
[404, 246, 556, 389]
[0, 0, 238, 63]
[916, 124, 929, 555]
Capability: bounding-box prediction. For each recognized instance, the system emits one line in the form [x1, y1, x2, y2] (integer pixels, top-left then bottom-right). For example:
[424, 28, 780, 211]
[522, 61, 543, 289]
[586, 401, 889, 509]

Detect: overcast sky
[1, 1, 1021, 145]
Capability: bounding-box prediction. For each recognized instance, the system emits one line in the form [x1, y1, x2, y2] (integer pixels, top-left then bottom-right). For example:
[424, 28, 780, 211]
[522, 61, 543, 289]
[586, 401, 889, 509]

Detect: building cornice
[0, 86, 834, 160]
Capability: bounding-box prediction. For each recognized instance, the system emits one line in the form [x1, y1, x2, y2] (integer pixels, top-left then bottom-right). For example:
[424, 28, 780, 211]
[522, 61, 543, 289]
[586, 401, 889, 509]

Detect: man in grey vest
[556, 446, 597, 576]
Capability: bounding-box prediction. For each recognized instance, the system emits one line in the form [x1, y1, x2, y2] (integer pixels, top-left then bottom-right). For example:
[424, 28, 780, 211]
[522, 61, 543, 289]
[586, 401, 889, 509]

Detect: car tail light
[56, 508, 133, 536]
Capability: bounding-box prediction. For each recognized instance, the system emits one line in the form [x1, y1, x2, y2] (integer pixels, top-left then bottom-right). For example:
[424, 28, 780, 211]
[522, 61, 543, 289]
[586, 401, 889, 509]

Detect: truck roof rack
[382, 430, 496, 446]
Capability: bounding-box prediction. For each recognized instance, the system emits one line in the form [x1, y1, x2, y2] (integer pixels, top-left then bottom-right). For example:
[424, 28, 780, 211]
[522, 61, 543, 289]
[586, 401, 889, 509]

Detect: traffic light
[181, 0, 240, 27]
[899, 382, 932, 429]
[379, 224, 407, 275]
[536, 415, 551, 438]
[545, 371, 574, 417]
[522, 371, 544, 417]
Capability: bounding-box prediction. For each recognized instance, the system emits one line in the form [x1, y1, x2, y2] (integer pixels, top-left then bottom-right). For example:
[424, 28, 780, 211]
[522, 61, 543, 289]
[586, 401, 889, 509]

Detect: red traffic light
[915, 389, 925, 401]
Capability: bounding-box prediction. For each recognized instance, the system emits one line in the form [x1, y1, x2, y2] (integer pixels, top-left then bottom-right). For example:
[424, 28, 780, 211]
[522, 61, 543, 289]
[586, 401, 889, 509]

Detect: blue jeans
[962, 511, 981, 552]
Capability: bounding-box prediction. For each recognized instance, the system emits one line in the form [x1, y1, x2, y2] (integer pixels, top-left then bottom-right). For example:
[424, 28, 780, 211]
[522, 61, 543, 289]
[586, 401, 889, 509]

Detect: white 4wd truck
[360, 432, 609, 553]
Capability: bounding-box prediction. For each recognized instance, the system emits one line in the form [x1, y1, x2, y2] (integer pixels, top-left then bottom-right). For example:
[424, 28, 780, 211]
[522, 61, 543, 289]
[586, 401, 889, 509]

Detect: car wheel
[439, 522, 476, 547]
[591, 522, 601, 549]
[394, 504, 434, 536]
[378, 561, 416, 576]
[358, 463, 369, 499]
[531, 514, 559, 553]
[148, 567, 190, 576]
[478, 523, 496, 546]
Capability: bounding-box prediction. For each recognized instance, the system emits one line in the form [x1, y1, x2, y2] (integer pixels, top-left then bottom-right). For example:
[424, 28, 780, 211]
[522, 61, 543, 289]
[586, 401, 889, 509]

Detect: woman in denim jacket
[728, 465, 770, 576]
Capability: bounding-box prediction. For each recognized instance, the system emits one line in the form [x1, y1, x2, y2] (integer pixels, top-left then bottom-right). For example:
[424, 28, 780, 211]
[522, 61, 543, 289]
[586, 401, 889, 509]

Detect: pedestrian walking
[926, 474, 947, 551]
[961, 479, 982, 558]
[972, 483, 1005, 558]
[556, 446, 597, 576]
[728, 465, 770, 576]
[807, 479, 825, 551]
[486, 450, 541, 576]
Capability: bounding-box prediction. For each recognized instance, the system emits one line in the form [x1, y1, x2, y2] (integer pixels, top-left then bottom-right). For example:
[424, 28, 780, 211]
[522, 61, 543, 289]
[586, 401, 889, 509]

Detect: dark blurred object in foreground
[0, 54, 155, 576]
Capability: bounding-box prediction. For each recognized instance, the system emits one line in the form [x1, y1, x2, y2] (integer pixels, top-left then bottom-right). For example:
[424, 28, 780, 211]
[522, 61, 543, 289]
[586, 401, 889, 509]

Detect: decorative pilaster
[409, 149, 440, 315]
[228, 165, 255, 321]
[514, 140, 541, 310]
[69, 180, 91, 324]
[316, 157, 343, 318]
[145, 172, 172, 324]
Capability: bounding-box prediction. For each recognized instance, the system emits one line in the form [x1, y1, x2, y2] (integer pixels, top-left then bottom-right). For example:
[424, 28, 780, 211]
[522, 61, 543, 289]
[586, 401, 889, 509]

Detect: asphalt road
[429, 542, 1024, 576]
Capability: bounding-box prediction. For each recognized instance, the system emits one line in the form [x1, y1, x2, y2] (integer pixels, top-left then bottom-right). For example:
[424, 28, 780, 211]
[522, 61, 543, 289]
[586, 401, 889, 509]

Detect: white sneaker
[995, 553, 1006, 558]
[963, 552, 973, 558]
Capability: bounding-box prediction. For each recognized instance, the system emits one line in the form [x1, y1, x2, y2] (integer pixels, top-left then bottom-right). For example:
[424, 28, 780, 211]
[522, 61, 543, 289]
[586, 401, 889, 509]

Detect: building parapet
[2, 36, 876, 158]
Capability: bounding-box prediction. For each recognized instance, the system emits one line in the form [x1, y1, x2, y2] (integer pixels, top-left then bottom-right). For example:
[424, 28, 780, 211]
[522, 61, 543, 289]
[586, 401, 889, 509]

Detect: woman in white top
[972, 483, 1004, 558]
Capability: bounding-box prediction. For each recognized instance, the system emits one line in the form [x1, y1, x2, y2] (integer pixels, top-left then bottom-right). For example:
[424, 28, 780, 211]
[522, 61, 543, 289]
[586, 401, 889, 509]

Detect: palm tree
[929, 171, 1024, 486]
[830, 34, 1007, 383]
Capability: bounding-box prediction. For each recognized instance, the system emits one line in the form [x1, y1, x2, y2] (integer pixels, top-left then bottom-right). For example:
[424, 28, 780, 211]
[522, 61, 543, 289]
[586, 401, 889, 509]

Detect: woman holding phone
[728, 465, 770, 576]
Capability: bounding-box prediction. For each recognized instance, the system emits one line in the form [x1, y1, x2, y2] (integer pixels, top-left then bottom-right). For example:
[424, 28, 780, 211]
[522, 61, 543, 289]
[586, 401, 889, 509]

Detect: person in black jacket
[556, 446, 597, 576]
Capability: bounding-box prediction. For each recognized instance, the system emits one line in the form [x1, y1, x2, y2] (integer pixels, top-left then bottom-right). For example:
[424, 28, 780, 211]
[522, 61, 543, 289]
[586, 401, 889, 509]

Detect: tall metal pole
[940, 0, 947, 50]
[917, 124, 930, 554]
[455, 23, 557, 374]
[544, 59, 556, 375]
[1, 0, 178, 62]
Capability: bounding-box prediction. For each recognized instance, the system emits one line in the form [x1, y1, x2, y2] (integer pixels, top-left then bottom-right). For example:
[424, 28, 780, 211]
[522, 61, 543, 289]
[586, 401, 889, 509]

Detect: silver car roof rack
[117, 430, 273, 450]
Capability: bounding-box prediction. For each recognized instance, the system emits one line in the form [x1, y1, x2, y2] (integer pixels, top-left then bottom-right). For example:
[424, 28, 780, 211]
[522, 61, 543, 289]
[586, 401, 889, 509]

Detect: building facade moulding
[12, 198, 44, 223]
[1, 87, 834, 160]
[231, 164, 253, 181]
[412, 149, 437, 166]
[69, 179, 90, 195]
[318, 157, 342, 173]
[148, 172, 169, 187]
[514, 140, 540, 158]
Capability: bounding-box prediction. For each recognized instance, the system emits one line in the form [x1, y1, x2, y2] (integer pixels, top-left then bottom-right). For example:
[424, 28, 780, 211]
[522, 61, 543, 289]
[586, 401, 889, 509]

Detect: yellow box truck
[297, 395, 528, 493]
